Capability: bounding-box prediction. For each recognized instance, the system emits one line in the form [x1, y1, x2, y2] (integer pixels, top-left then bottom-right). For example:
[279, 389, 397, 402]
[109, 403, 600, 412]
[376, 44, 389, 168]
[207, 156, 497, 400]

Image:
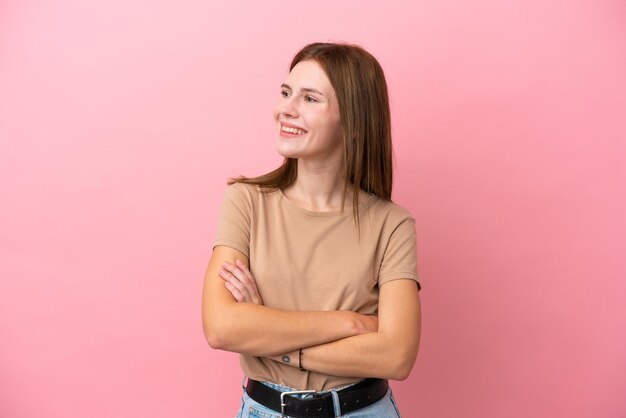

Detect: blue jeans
[234, 378, 402, 418]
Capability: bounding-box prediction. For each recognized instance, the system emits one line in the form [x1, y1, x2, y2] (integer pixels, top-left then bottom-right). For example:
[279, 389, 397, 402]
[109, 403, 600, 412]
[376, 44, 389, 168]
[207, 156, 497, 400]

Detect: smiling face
[273, 60, 344, 163]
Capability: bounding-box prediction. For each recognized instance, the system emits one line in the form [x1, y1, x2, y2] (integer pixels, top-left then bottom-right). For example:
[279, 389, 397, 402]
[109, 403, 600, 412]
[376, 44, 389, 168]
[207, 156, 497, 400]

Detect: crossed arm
[202, 245, 421, 380]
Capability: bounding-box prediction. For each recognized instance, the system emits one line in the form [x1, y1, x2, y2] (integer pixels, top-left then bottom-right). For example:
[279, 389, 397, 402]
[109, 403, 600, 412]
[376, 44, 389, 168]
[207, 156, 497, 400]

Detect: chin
[276, 142, 301, 159]
[276, 149, 299, 159]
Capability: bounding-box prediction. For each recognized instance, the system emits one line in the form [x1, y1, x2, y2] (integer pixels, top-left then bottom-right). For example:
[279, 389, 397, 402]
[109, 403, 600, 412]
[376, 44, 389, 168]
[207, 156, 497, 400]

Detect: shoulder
[225, 181, 258, 193]
[368, 195, 415, 225]
[222, 181, 262, 201]
[220, 182, 281, 210]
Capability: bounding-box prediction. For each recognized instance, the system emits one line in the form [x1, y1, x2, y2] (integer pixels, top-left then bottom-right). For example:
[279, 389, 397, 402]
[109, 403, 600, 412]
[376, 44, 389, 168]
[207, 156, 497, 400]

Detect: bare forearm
[269, 331, 419, 380]
[268, 281, 421, 380]
[203, 247, 376, 357]
[205, 302, 369, 357]
[204, 248, 382, 358]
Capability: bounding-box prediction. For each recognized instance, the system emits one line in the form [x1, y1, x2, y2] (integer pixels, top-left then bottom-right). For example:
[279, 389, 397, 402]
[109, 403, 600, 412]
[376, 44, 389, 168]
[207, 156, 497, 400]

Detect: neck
[283, 159, 359, 212]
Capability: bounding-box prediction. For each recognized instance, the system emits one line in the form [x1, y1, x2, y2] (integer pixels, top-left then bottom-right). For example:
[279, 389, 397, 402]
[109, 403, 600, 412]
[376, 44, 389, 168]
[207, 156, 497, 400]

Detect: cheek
[310, 110, 337, 131]
[272, 105, 281, 121]
[326, 117, 342, 138]
[323, 108, 341, 131]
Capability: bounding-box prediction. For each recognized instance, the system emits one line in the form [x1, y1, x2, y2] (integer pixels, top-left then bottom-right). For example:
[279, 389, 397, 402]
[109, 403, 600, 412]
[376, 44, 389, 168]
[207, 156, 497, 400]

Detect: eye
[281, 90, 290, 97]
[305, 95, 317, 103]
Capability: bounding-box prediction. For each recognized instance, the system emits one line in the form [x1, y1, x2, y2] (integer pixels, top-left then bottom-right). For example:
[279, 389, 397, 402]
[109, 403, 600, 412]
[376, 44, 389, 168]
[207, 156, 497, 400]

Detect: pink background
[1, 1, 625, 417]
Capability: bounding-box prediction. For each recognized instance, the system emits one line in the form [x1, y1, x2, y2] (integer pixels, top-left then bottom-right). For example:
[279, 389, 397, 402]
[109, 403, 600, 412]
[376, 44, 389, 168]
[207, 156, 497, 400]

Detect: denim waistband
[243, 376, 359, 399]
[262, 380, 359, 393]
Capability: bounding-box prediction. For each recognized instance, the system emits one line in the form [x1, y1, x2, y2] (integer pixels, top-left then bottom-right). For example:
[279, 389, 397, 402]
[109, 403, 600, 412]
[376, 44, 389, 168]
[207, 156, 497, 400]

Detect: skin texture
[275, 60, 343, 170]
[203, 59, 421, 380]
[219, 257, 421, 380]
[202, 246, 379, 357]
[273, 59, 370, 211]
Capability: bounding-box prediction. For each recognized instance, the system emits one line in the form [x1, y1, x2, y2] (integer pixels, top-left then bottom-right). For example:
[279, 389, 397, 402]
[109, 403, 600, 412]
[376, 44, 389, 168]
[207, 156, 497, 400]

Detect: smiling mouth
[280, 125, 307, 137]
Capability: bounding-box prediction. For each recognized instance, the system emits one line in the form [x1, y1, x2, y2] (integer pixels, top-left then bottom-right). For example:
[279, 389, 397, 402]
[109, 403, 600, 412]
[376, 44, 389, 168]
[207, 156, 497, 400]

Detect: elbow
[205, 325, 237, 351]
[387, 348, 418, 381]
[205, 329, 225, 350]
[203, 303, 256, 353]
[203, 316, 231, 350]
[203, 302, 240, 351]
[387, 332, 421, 381]
[390, 362, 413, 381]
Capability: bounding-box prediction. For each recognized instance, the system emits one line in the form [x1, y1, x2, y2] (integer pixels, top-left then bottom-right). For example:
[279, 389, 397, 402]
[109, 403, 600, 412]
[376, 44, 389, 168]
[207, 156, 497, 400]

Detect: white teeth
[281, 125, 306, 135]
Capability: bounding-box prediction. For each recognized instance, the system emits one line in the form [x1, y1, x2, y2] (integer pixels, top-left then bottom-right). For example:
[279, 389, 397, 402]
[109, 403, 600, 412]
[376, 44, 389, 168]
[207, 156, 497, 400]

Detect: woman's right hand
[219, 258, 378, 334]
[219, 259, 264, 305]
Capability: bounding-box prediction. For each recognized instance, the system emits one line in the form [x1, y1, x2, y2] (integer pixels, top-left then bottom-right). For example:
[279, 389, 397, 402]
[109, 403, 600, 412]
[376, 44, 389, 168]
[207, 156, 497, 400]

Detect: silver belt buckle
[280, 389, 316, 418]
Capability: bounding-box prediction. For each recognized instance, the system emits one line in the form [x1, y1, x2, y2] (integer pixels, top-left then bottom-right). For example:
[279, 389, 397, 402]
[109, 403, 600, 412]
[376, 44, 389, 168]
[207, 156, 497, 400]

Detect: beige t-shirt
[212, 182, 420, 391]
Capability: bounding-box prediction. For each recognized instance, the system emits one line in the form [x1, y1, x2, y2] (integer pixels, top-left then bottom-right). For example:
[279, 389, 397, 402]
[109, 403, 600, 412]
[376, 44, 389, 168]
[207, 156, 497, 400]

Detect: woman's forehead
[285, 60, 336, 97]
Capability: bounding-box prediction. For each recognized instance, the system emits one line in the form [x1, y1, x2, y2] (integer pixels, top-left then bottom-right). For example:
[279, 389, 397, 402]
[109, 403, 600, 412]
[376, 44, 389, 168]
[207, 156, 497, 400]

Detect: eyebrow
[281, 83, 325, 97]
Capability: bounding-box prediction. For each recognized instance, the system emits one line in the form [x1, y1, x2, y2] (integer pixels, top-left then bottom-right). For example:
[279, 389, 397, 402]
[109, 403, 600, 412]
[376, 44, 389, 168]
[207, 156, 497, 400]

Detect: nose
[278, 94, 299, 118]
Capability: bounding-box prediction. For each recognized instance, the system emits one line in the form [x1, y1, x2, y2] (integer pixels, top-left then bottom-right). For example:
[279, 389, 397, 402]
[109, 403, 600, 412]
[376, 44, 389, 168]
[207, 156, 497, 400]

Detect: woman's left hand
[219, 259, 264, 305]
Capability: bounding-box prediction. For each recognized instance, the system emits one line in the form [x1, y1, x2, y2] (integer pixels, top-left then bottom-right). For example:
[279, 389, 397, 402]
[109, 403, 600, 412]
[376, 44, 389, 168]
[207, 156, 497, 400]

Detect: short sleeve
[212, 183, 252, 257]
[377, 216, 421, 290]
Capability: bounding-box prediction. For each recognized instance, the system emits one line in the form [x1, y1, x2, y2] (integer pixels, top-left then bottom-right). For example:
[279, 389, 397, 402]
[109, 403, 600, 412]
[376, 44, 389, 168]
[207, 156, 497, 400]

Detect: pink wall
[1, 1, 624, 417]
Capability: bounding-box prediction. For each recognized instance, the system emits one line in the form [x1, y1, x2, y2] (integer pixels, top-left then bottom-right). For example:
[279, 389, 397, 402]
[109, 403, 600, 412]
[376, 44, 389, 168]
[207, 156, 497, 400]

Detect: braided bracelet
[298, 348, 306, 371]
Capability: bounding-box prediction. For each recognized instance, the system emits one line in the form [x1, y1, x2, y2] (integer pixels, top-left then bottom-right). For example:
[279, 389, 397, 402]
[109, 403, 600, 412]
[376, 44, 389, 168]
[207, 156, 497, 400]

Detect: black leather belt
[245, 378, 389, 417]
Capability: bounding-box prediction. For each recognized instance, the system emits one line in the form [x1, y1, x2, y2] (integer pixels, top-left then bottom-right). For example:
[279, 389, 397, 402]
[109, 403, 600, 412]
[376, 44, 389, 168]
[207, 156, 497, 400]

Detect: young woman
[202, 42, 421, 418]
